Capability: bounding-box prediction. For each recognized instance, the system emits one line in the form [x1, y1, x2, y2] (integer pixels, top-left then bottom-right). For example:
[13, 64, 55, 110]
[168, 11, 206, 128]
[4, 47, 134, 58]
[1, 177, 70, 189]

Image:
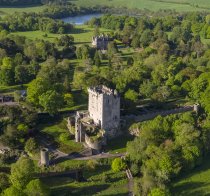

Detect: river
[62, 13, 102, 25]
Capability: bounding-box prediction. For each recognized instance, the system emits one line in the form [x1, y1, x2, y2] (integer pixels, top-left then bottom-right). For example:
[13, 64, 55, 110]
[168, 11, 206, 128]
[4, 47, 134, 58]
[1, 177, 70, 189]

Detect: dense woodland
[1, 2, 210, 194]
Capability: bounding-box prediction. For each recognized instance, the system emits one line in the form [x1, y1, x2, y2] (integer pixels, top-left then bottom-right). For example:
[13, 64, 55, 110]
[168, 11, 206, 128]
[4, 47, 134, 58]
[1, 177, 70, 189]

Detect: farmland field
[73, 0, 210, 11]
[0, 5, 46, 15]
[0, 0, 210, 15]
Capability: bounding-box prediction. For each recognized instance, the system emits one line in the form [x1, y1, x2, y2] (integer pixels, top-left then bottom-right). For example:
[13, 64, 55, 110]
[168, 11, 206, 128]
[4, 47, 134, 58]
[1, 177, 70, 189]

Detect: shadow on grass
[51, 184, 110, 196]
[171, 154, 210, 195]
[71, 28, 91, 35]
[171, 181, 210, 196]
[75, 41, 91, 45]
[105, 134, 134, 153]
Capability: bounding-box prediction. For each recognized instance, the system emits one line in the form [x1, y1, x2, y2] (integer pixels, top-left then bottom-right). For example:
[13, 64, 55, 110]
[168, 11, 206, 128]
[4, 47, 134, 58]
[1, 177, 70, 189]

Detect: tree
[0, 57, 15, 86]
[17, 124, 29, 135]
[24, 138, 38, 155]
[94, 51, 101, 66]
[10, 157, 35, 190]
[140, 80, 156, 98]
[3, 186, 24, 196]
[152, 86, 171, 102]
[25, 179, 50, 196]
[125, 89, 138, 103]
[148, 187, 170, 196]
[27, 77, 50, 106]
[0, 173, 10, 191]
[64, 93, 74, 107]
[39, 90, 64, 114]
[140, 30, 153, 47]
[93, 26, 100, 37]
[107, 42, 118, 60]
[111, 158, 126, 172]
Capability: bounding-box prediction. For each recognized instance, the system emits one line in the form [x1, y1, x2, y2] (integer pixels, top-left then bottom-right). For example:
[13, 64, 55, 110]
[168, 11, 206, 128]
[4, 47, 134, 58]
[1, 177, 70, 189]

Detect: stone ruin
[68, 85, 121, 152]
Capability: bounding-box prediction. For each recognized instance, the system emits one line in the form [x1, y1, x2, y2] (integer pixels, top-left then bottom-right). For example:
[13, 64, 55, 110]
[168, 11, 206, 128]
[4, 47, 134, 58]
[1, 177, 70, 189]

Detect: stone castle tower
[74, 85, 120, 149]
[88, 86, 120, 136]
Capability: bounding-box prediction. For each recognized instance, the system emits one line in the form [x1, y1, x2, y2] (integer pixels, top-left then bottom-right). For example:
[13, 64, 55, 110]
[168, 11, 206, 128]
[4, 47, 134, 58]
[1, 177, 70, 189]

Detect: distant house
[92, 35, 113, 50]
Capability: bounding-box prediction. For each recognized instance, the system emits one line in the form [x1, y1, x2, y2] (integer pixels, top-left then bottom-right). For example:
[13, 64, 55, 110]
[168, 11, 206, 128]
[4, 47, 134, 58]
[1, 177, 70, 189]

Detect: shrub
[111, 158, 126, 172]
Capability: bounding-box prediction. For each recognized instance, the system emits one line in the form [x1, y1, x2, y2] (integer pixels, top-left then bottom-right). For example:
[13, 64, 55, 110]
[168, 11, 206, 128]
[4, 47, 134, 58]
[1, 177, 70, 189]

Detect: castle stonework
[88, 86, 120, 136]
[75, 86, 120, 151]
[92, 35, 113, 50]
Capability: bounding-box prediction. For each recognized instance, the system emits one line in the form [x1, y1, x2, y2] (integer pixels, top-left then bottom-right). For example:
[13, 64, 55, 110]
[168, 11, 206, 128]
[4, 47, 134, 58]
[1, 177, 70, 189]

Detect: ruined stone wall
[85, 134, 102, 151]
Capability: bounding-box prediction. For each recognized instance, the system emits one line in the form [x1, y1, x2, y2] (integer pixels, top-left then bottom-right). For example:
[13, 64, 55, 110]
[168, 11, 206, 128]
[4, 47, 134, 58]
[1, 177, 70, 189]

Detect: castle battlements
[88, 85, 119, 96]
[75, 85, 121, 151]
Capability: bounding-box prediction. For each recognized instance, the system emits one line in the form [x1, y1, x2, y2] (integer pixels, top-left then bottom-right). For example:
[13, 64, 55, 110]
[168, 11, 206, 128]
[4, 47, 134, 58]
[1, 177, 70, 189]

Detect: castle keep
[74, 86, 120, 151]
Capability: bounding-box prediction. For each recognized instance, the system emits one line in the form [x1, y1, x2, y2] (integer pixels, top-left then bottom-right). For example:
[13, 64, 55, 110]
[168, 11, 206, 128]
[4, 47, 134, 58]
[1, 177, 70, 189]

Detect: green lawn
[39, 119, 84, 154]
[42, 163, 128, 196]
[73, 0, 210, 12]
[11, 25, 113, 45]
[106, 134, 134, 153]
[171, 155, 210, 195]
[0, 5, 46, 16]
[0, 84, 28, 94]
[1, 0, 210, 15]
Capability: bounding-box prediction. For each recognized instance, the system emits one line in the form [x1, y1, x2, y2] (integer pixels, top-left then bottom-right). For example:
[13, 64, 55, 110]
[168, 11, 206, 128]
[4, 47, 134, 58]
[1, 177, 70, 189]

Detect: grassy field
[42, 162, 128, 196]
[0, 0, 209, 15]
[38, 119, 84, 154]
[11, 25, 112, 45]
[0, 5, 46, 16]
[73, 0, 210, 12]
[171, 155, 210, 195]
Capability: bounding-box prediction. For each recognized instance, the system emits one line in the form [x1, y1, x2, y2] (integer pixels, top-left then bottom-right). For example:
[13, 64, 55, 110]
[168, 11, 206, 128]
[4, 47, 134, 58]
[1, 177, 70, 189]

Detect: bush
[59, 132, 70, 142]
[130, 163, 139, 176]
[87, 160, 98, 170]
[24, 138, 38, 155]
[0, 173, 10, 191]
[101, 172, 110, 183]
[111, 158, 126, 172]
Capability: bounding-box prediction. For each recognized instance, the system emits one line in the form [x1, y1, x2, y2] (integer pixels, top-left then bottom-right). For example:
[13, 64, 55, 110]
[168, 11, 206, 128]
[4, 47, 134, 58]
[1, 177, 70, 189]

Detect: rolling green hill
[0, 0, 210, 15]
[73, 0, 210, 12]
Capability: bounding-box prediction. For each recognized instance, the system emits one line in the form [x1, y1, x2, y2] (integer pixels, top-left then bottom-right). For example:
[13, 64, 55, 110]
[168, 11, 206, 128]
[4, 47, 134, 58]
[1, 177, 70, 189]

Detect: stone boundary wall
[124, 106, 194, 123]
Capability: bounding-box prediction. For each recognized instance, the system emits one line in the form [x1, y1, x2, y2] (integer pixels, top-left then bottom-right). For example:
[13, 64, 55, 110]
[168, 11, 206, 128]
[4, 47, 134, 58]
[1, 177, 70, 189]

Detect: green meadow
[0, 0, 210, 15]
[11, 25, 112, 45]
[42, 162, 128, 196]
[171, 155, 210, 195]
[0, 5, 46, 15]
[73, 0, 210, 12]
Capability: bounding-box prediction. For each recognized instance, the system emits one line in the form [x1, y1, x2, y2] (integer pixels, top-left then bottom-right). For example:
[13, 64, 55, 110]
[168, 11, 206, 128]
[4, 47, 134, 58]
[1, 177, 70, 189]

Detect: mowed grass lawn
[42, 163, 128, 196]
[73, 0, 210, 11]
[171, 155, 210, 195]
[38, 119, 84, 154]
[11, 25, 112, 45]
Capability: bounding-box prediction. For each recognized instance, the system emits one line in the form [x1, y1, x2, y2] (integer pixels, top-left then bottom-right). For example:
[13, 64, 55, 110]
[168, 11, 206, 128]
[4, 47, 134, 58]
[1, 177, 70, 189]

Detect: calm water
[62, 13, 102, 25]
